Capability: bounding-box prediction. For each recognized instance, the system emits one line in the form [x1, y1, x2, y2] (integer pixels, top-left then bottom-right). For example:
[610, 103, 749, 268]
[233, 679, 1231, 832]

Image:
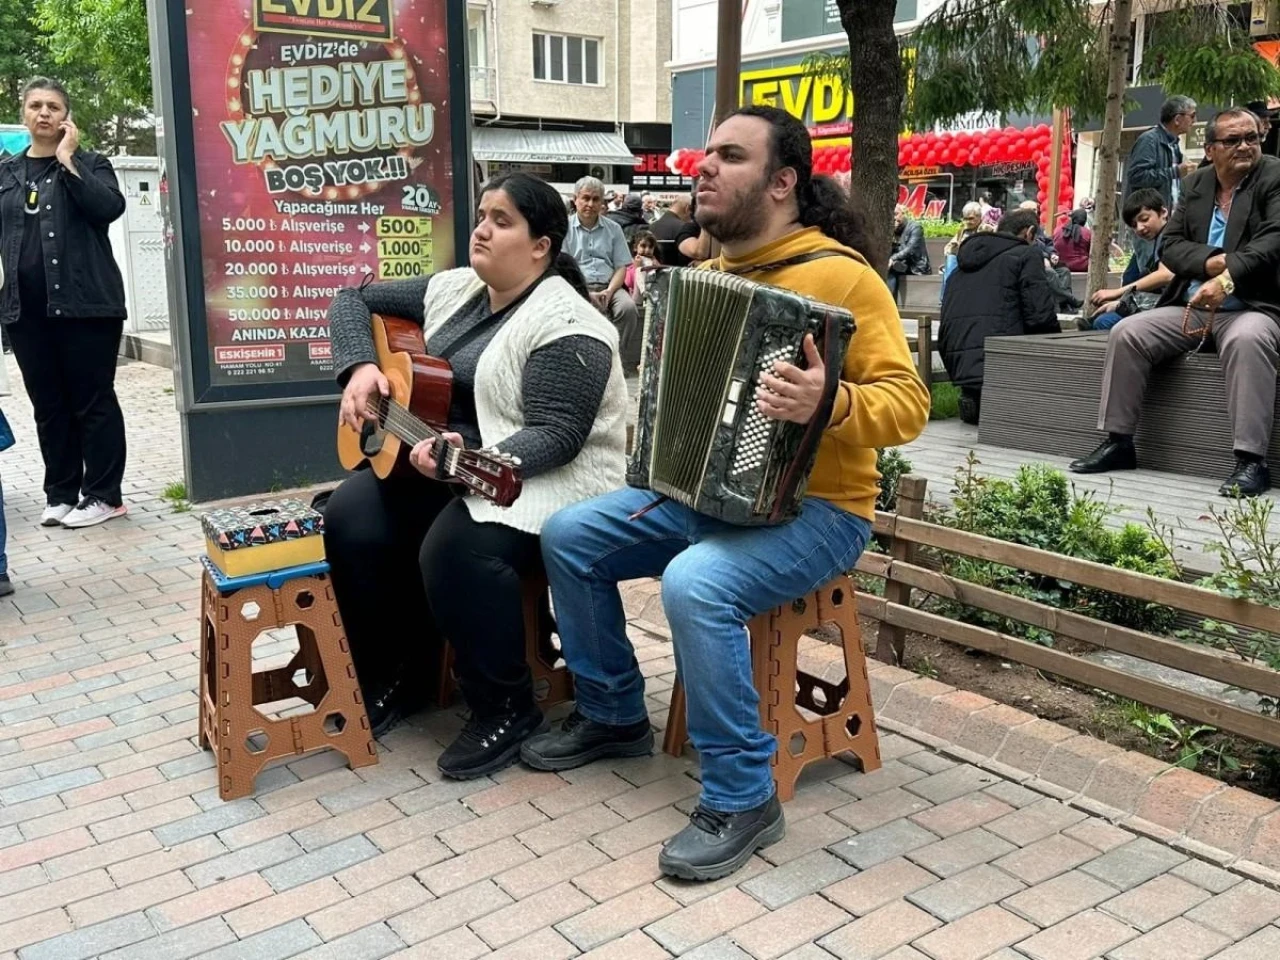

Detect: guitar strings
[363, 395, 489, 490]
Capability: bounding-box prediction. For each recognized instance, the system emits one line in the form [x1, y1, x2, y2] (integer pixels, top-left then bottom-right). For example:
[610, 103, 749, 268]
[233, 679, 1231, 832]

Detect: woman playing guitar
[325, 173, 629, 778]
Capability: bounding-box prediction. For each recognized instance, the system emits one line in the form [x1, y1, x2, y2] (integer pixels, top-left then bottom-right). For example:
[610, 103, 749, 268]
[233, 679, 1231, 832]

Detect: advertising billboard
[153, 0, 470, 401]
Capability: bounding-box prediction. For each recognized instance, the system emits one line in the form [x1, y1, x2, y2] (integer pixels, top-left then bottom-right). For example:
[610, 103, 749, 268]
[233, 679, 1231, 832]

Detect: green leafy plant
[876, 448, 914, 513]
[930, 383, 960, 421]
[1122, 699, 1239, 774]
[930, 453, 1178, 644]
[161, 481, 190, 514]
[920, 219, 963, 239]
[1173, 496, 1280, 718]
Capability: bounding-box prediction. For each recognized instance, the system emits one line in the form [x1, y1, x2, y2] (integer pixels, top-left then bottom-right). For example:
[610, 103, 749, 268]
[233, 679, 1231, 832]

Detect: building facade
[467, 0, 676, 197]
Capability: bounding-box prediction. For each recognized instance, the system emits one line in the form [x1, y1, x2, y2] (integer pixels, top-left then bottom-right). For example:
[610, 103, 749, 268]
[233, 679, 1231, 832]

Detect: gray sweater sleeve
[493, 335, 614, 480]
[328, 278, 429, 386]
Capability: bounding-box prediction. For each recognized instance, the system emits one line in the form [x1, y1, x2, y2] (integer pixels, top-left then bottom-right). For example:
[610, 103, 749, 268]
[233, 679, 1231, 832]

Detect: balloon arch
[667, 122, 1075, 214]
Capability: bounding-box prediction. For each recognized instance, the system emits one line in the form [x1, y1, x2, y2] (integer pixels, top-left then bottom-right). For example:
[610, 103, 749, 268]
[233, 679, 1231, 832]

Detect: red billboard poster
[183, 0, 457, 387]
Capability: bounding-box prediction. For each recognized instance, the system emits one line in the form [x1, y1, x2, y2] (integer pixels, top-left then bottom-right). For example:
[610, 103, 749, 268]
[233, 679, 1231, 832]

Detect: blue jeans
[0, 473, 7, 577]
[1093, 311, 1125, 331]
[541, 487, 872, 812]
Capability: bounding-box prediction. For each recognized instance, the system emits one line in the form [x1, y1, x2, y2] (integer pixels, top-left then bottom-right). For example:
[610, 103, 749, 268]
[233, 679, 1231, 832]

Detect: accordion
[628, 266, 856, 526]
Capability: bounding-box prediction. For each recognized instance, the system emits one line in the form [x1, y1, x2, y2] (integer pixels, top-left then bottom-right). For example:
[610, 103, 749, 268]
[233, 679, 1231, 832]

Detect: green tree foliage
[0, 0, 154, 153]
[0, 0, 49, 122]
[907, 0, 1104, 131]
[33, 0, 151, 107]
[1141, 4, 1280, 106]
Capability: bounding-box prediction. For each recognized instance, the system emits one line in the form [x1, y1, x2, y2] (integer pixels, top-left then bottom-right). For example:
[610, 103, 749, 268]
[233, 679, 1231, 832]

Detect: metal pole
[713, 0, 743, 128]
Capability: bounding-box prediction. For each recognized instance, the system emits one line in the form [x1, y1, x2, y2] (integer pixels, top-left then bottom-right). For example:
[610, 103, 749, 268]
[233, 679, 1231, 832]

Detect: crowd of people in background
[931, 94, 1280, 499]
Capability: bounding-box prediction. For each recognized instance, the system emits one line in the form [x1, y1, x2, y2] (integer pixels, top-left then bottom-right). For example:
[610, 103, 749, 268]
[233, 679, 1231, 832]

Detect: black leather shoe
[1219, 458, 1271, 498]
[438, 700, 548, 780]
[658, 792, 786, 881]
[520, 709, 653, 772]
[1069, 437, 1137, 474]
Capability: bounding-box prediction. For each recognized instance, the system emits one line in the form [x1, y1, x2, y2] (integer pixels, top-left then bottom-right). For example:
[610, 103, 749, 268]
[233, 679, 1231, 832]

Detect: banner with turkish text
[184, 0, 457, 387]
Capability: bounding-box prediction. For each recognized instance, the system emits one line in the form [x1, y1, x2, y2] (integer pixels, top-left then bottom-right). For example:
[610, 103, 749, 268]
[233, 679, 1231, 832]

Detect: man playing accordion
[523, 105, 931, 881]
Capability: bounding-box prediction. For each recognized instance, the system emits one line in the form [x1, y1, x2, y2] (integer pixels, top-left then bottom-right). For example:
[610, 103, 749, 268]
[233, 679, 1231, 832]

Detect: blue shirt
[1185, 197, 1247, 312]
[565, 214, 631, 286]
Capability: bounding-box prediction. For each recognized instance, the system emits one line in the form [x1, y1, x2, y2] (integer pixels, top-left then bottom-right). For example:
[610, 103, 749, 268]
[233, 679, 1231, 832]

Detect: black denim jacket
[0, 148, 128, 325]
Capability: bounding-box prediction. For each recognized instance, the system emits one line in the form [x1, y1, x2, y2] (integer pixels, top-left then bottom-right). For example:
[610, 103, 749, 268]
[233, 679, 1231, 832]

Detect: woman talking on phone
[0, 77, 130, 529]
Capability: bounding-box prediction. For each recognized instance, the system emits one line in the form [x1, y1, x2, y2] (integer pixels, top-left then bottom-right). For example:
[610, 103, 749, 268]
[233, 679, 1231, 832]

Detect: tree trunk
[839, 0, 902, 275]
[1087, 0, 1134, 304]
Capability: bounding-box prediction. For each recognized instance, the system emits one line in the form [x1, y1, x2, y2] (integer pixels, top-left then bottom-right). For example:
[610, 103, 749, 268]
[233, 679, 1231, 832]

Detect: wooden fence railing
[857, 475, 1280, 749]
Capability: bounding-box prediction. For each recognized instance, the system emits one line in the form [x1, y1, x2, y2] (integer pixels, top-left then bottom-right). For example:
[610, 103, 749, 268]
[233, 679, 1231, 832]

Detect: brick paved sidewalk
[1, 355, 1279, 959]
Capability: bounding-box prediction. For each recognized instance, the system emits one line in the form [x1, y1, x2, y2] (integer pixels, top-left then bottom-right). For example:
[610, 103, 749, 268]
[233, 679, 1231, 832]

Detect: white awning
[471, 127, 637, 165]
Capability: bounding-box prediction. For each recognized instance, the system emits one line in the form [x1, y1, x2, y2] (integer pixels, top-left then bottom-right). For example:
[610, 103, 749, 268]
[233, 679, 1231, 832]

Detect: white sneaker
[40, 503, 74, 527]
[60, 497, 127, 529]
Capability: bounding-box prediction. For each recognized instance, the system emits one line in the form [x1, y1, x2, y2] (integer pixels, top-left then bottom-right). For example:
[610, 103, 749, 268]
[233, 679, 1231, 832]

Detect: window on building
[467, 6, 487, 67]
[532, 33, 602, 85]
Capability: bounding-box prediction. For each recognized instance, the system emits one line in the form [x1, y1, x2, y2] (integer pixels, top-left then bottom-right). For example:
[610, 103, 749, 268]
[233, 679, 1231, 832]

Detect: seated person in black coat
[938, 209, 1061, 424]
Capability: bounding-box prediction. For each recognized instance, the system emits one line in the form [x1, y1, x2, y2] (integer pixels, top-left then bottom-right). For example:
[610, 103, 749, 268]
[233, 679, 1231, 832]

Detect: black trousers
[322, 467, 543, 715]
[6, 316, 127, 507]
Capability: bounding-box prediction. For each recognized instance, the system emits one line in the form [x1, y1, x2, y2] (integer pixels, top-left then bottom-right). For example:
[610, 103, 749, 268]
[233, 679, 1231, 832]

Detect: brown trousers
[1099, 306, 1280, 457]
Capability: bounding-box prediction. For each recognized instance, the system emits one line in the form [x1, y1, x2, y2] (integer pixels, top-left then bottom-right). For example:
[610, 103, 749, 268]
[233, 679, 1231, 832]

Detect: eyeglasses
[1212, 132, 1261, 150]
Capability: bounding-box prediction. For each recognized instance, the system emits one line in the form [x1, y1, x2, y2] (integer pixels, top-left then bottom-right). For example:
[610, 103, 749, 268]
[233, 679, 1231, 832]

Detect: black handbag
[1113, 288, 1161, 318]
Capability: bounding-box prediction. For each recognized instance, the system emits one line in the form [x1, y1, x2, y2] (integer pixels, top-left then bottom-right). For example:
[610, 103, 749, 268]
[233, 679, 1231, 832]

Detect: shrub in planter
[932, 454, 1179, 643]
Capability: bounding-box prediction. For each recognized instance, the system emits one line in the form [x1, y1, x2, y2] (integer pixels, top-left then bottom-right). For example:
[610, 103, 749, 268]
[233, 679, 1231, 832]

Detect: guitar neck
[377, 398, 446, 451]
[373, 397, 470, 487]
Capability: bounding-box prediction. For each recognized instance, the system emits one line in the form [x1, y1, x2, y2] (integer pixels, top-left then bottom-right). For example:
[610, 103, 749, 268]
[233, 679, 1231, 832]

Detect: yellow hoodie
[706, 226, 930, 521]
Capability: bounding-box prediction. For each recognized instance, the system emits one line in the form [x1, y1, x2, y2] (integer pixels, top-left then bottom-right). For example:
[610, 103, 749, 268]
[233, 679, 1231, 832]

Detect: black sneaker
[438, 701, 548, 780]
[519, 709, 653, 772]
[658, 791, 786, 881]
[1219, 458, 1271, 498]
[365, 678, 423, 739]
[0, 574, 12, 598]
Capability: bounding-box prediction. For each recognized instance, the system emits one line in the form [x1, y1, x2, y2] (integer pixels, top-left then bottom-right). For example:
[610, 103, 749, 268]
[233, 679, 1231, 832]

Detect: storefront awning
[471, 127, 636, 165]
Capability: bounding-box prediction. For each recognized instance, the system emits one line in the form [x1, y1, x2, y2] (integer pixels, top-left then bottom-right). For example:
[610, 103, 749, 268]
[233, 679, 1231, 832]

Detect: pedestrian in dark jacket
[887, 205, 930, 298]
[939, 208, 1060, 424]
[0, 77, 129, 530]
[604, 194, 648, 243]
[1122, 95, 1198, 269]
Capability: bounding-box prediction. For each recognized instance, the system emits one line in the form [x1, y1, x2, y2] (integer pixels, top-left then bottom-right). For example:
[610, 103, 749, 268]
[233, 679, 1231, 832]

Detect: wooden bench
[977, 331, 1280, 481]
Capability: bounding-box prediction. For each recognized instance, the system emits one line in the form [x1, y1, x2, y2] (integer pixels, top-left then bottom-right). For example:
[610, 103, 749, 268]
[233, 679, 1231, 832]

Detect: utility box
[108, 157, 169, 336]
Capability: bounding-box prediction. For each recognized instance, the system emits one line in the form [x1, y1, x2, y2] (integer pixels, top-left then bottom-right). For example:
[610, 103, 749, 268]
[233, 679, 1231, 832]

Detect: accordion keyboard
[730, 341, 792, 477]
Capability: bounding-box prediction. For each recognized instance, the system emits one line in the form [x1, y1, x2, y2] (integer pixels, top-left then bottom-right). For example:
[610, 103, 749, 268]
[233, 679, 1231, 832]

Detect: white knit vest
[421, 267, 629, 534]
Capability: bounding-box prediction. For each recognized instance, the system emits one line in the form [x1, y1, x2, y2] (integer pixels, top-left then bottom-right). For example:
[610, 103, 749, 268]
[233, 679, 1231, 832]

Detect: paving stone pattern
[0, 355, 1278, 957]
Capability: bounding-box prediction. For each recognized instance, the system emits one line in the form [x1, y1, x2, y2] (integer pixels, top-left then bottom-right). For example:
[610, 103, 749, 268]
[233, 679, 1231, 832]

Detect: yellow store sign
[739, 65, 853, 126]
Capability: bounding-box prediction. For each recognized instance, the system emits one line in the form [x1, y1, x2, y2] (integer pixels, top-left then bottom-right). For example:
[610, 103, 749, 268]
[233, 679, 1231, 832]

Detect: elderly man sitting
[564, 176, 642, 371]
[1070, 107, 1280, 497]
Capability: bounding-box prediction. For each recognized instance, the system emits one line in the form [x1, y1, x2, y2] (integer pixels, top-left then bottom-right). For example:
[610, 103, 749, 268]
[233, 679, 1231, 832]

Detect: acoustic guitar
[335, 314, 523, 507]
